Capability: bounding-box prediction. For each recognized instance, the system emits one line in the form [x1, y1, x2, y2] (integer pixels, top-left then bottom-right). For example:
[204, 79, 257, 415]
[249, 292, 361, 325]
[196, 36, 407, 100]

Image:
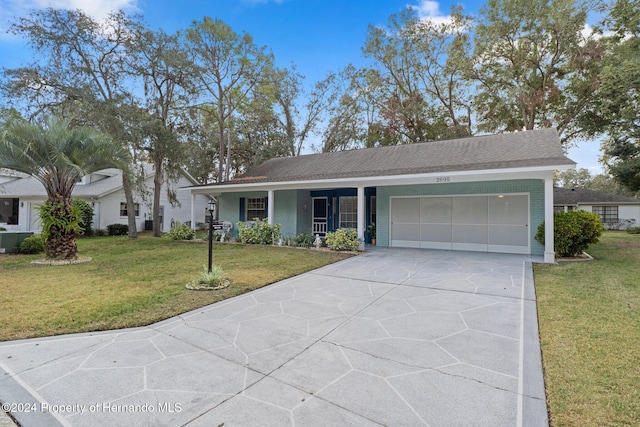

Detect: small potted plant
[366, 222, 376, 245]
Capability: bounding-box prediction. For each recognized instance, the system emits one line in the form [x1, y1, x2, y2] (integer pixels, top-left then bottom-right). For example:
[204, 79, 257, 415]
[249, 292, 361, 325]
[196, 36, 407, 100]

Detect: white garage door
[390, 194, 530, 254]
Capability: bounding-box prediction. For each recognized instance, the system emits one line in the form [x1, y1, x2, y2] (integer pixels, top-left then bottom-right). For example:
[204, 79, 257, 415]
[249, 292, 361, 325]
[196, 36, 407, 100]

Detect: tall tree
[361, 6, 474, 145]
[126, 26, 193, 236]
[1, 8, 141, 237]
[0, 116, 130, 259]
[581, 0, 640, 190]
[271, 66, 319, 158]
[186, 17, 274, 182]
[472, 0, 600, 143]
[555, 168, 594, 187]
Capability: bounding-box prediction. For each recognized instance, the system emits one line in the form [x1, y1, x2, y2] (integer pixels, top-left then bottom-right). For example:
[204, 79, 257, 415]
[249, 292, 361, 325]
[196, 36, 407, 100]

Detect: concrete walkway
[0, 248, 548, 426]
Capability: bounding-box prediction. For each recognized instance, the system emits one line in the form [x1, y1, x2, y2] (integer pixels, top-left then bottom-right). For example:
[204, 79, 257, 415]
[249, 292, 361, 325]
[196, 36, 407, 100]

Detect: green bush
[19, 235, 45, 254]
[73, 199, 94, 236]
[94, 229, 106, 236]
[165, 221, 195, 240]
[107, 223, 129, 236]
[237, 219, 281, 245]
[626, 226, 640, 234]
[0, 227, 6, 231]
[325, 228, 360, 251]
[294, 232, 314, 247]
[535, 210, 605, 257]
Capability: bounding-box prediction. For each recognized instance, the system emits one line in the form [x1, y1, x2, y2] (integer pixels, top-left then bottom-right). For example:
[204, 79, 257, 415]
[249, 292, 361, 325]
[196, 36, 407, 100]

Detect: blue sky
[0, 0, 602, 173]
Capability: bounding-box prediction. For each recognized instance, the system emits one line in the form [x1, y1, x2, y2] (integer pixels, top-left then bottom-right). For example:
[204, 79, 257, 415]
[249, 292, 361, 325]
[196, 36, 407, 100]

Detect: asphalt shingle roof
[554, 186, 640, 204]
[230, 128, 574, 184]
[0, 168, 124, 198]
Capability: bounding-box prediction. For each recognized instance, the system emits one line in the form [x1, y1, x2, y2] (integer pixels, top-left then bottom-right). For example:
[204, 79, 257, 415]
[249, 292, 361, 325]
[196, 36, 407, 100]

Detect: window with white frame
[592, 206, 618, 223]
[339, 196, 358, 229]
[247, 197, 266, 220]
[120, 202, 140, 217]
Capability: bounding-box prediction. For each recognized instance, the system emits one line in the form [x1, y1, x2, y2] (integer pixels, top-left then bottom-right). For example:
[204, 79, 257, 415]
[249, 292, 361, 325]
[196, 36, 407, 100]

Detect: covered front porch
[189, 185, 377, 244]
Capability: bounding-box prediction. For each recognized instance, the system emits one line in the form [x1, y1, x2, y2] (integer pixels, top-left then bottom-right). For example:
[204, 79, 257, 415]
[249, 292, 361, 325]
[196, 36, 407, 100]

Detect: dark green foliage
[237, 219, 281, 245]
[536, 211, 605, 257]
[366, 222, 376, 239]
[19, 235, 45, 254]
[165, 221, 195, 240]
[0, 227, 6, 231]
[325, 228, 360, 251]
[72, 199, 94, 236]
[37, 199, 83, 259]
[626, 226, 640, 234]
[107, 224, 129, 236]
[37, 201, 84, 240]
[294, 232, 315, 248]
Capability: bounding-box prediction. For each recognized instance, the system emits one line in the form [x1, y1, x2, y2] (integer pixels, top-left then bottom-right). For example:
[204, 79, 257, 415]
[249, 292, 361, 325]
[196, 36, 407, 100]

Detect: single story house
[189, 128, 575, 263]
[554, 186, 640, 230]
[0, 167, 210, 233]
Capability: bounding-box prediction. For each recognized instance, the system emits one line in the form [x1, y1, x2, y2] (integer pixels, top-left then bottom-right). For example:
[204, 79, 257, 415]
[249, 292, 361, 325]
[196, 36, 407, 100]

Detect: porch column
[267, 190, 275, 225]
[544, 177, 555, 263]
[357, 186, 365, 241]
[190, 193, 196, 230]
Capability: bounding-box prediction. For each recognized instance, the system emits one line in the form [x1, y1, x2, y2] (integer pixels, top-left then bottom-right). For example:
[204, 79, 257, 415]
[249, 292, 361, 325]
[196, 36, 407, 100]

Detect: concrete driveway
[0, 248, 548, 427]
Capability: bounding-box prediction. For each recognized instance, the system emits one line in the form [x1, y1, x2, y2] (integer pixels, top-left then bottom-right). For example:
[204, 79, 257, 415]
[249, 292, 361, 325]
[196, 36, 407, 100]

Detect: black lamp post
[207, 199, 216, 273]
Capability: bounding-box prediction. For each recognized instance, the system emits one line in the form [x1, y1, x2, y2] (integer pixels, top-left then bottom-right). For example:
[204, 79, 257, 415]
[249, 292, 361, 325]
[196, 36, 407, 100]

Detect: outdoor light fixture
[207, 199, 216, 273]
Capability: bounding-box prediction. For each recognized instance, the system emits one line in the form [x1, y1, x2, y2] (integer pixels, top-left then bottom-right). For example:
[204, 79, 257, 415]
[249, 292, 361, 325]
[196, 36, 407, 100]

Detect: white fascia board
[189, 164, 570, 195]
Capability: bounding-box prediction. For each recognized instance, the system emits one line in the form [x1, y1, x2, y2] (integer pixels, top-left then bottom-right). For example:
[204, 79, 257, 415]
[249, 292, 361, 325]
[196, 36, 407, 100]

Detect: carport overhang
[188, 164, 571, 263]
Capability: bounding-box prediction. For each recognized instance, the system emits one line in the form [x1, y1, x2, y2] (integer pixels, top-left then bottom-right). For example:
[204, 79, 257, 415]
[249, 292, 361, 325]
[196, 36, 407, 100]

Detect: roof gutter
[188, 164, 573, 195]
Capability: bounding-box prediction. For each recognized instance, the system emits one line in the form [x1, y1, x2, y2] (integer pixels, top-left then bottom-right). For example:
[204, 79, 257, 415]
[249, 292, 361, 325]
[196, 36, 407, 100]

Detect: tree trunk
[121, 172, 138, 239]
[45, 194, 78, 260]
[152, 163, 163, 237]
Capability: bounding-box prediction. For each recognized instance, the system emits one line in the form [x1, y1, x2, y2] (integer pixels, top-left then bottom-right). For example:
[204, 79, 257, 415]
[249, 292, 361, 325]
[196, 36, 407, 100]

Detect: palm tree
[0, 116, 131, 259]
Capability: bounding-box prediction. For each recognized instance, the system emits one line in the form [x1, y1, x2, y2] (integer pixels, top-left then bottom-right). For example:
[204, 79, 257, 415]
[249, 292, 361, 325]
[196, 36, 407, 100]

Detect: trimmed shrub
[73, 199, 94, 236]
[237, 219, 281, 245]
[325, 228, 360, 251]
[19, 234, 45, 254]
[535, 210, 605, 257]
[94, 229, 106, 236]
[165, 221, 195, 240]
[107, 223, 129, 236]
[0, 227, 6, 231]
[627, 226, 640, 235]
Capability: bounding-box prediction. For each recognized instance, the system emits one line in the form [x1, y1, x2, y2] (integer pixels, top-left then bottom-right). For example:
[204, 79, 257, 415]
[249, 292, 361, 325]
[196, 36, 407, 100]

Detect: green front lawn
[2, 231, 638, 426]
[0, 235, 352, 341]
[535, 232, 640, 426]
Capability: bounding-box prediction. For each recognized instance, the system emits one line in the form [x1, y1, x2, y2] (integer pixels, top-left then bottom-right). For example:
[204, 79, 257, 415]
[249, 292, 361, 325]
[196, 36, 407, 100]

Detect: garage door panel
[420, 224, 452, 243]
[420, 197, 451, 222]
[452, 196, 488, 224]
[453, 224, 488, 245]
[391, 223, 420, 241]
[489, 195, 528, 225]
[392, 198, 420, 223]
[488, 225, 528, 246]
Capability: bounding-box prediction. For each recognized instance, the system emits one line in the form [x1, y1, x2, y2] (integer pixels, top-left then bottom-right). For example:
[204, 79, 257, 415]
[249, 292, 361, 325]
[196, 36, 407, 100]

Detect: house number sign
[435, 176, 451, 183]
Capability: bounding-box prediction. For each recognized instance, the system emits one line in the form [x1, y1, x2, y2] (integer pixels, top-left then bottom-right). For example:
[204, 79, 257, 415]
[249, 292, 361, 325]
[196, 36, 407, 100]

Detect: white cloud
[0, 0, 138, 40]
[408, 0, 453, 26]
[1, 0, 138, 23]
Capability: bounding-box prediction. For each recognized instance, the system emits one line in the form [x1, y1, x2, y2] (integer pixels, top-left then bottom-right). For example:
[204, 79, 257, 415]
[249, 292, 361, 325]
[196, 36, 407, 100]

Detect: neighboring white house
[0, 166, 210, 233]
[554, 186, 640, 230]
